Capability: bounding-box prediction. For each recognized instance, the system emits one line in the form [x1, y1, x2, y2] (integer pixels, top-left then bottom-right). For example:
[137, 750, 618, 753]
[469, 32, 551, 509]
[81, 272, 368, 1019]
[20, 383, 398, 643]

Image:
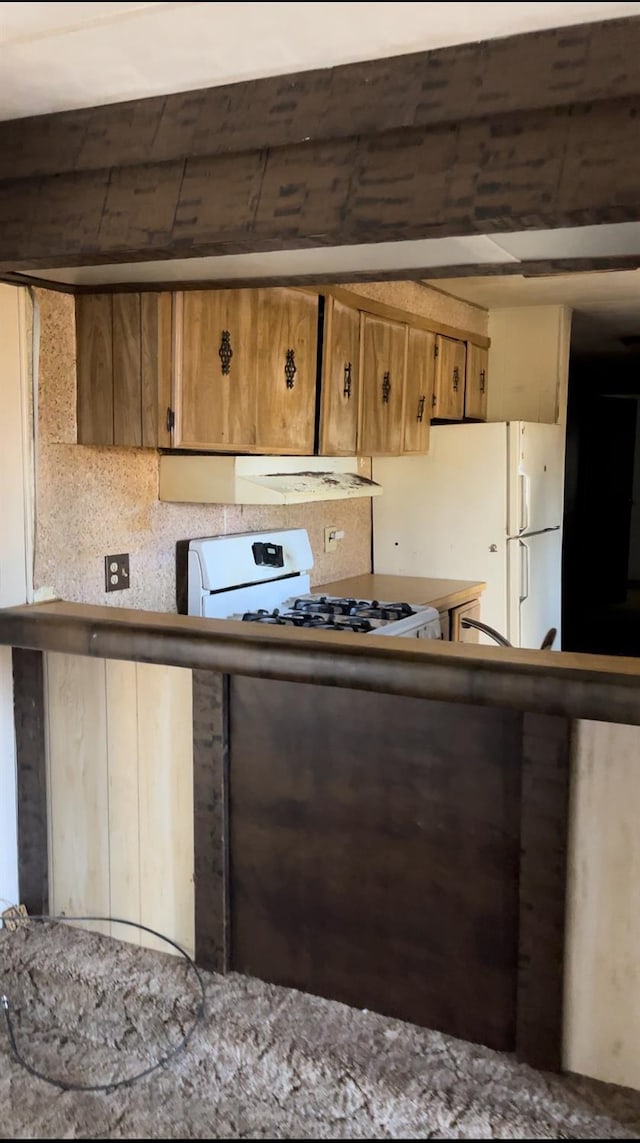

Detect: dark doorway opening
[563, 355, 640, 656]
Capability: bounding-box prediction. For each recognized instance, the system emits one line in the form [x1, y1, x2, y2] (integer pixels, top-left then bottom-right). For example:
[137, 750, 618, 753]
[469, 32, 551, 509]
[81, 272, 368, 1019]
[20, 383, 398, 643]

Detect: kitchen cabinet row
[76, 287, 489, 457]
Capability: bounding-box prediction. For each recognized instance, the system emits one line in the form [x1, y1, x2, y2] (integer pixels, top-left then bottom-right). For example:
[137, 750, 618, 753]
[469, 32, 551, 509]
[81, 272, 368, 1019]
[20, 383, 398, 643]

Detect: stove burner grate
[290, 596, 416, 621]
[241, 607, 376, 633]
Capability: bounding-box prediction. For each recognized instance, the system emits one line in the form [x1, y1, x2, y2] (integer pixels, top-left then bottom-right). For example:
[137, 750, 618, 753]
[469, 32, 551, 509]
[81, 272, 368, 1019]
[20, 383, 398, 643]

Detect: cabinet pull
[432, 393, 437, 408]
[166, 407, 175, 433]
[416, 395, 426, 422]
[381, 372, 391, 403]
[452, 365, 460, 391]
[479, 368, 486, 393]
[284, 348, 297, 389]
[343, 362, 352, 399]
[218, 330, 233, 375]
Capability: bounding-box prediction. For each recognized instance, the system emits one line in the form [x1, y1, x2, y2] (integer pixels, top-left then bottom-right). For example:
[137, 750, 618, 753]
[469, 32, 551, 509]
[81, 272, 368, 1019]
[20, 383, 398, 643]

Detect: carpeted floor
[1, 922, 640, 1140]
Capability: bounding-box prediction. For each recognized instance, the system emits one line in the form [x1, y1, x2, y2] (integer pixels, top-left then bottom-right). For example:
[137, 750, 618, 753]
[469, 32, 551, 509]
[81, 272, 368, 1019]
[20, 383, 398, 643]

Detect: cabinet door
[433, 335, 465, 421]
[113, 294, 143, 446]
[76, 292, 172, 448]
[256, 289, 318, 454]
[451, 598, 481, 642]
[76, 294, 114, 446]
[141, 293, 173, 448]
[359, 314, 407, 456]
[403, 327, 435, 454]
[464, 343, 489, 421]
[319, 298, 360, 455]
[176, 290, 258, 451]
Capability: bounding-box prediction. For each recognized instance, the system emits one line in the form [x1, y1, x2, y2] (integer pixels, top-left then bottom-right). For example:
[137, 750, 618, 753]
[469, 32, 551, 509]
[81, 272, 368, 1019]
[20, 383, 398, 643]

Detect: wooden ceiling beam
[2, 95, 640, 274]
[0, 16, 638, 182]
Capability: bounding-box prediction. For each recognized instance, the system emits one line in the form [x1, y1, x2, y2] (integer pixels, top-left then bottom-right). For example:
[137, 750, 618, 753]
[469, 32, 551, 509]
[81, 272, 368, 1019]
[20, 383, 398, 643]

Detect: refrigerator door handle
[519, 539, 530, 603]
[519, 473, 530, 534]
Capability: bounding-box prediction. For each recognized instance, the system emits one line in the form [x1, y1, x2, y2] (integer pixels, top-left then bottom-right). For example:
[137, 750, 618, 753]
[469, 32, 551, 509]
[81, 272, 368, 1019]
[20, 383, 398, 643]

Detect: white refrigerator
[372, 422, 565, 649]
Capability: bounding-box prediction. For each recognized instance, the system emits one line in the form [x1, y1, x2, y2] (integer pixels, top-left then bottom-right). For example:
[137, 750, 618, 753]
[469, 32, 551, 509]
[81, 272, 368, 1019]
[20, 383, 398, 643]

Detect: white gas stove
[177, 528, 441, 639]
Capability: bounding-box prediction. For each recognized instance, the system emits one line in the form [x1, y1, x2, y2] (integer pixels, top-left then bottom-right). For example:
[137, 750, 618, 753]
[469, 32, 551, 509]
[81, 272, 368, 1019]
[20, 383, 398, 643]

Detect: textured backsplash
[33, 281, 485, 612]
[33, 290, 372, 611]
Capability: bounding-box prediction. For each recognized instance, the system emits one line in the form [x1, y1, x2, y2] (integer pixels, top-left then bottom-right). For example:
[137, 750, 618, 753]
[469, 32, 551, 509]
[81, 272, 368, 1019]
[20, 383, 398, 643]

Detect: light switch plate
[324, 527, 338, 554]
[105, 553, 130, 592]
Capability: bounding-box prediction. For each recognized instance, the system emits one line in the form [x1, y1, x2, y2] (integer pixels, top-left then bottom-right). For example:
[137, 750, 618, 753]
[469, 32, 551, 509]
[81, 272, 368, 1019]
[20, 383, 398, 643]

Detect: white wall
[564, 720, 640, 1091]
[0, 286, 31, 907]
[487, 305, 572, 425]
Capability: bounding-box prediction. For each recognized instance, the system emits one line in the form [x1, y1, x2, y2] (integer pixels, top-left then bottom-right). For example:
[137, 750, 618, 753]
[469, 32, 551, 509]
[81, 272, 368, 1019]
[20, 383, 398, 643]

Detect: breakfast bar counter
[1, 599, 639, 723]
[2, 599, 640, 1090]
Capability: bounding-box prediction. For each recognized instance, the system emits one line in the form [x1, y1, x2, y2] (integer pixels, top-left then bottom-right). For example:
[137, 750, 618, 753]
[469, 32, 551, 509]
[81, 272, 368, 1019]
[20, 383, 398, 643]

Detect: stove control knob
[252, 541, 285, 568]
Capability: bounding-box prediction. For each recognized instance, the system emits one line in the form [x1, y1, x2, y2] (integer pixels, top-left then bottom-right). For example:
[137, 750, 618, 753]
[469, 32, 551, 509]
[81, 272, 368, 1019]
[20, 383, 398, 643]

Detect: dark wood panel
[229, 677, 523, 1050]
[12, 649, 48, 915]
[1, 17, 639, 180]
[6, 96, 640, 272]
[192, 670, 229, 972]
[99, 161, 183, 253]
[173, 152, 266, 246]
[516, 713, 572, 1071]
[75, 294, 113, 445]
[112, 293, 142, 446]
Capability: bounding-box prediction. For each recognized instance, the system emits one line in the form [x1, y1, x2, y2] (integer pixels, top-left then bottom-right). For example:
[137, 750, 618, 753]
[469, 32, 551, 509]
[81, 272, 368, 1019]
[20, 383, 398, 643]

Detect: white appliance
[177, 528, 441, 639]
[373, 422, 565, 649]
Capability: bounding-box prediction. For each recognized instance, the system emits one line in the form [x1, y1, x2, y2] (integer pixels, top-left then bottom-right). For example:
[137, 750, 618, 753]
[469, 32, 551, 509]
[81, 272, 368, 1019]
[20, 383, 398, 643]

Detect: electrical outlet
[105, 553, 130, 592]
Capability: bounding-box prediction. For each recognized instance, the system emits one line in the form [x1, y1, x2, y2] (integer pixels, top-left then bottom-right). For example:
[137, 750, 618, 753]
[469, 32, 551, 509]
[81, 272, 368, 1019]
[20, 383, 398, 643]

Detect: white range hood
[158, 454, 382, 506]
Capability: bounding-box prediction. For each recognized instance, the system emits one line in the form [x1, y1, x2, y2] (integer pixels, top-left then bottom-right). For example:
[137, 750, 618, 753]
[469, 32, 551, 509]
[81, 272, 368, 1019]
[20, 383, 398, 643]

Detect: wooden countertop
[1, 600, 640, 726]
[315, 574, 486, 612]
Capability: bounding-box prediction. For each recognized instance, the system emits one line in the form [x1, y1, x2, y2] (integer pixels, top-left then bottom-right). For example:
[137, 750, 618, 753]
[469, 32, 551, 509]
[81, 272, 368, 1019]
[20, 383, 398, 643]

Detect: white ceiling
[427, 269, 640, 355]
[2, 1, 640, 120]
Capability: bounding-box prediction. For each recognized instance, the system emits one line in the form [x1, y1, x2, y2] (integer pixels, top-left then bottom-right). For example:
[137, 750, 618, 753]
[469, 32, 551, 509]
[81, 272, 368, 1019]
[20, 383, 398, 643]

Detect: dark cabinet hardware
[432, 393, 437, 408]
[453, 366, 460, 391]
[480, 368, 486, 393]
[416, 395, 426, 422]
[252, 541, 284, 568]
[284, 348, 297, 389]
[343, 362, 352, 399]
[381, 372, 391, 403]
[218, 330, 233, 375]
[166, 407, 175, 432]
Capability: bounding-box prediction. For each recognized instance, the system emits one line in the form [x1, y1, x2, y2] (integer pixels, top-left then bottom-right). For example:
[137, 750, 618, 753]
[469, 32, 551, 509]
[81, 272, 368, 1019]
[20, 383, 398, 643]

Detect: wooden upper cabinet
[77, 285, 486, 457]
[433, 334, 466, 421]
[175, 290, 258, 451]
[76, 292, 171, 448]
[464, 343, 489, 421]
[359, 314, 407, 456]
[76, 294, 113, 446]
[319, 297, 360, 455]
[403, 327, 435, 454]
[256, 288, 318, 454]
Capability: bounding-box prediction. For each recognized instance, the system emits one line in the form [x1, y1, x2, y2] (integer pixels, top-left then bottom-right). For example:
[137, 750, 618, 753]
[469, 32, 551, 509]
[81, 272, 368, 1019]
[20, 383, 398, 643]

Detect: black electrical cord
[1, 913, 206, 1093]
